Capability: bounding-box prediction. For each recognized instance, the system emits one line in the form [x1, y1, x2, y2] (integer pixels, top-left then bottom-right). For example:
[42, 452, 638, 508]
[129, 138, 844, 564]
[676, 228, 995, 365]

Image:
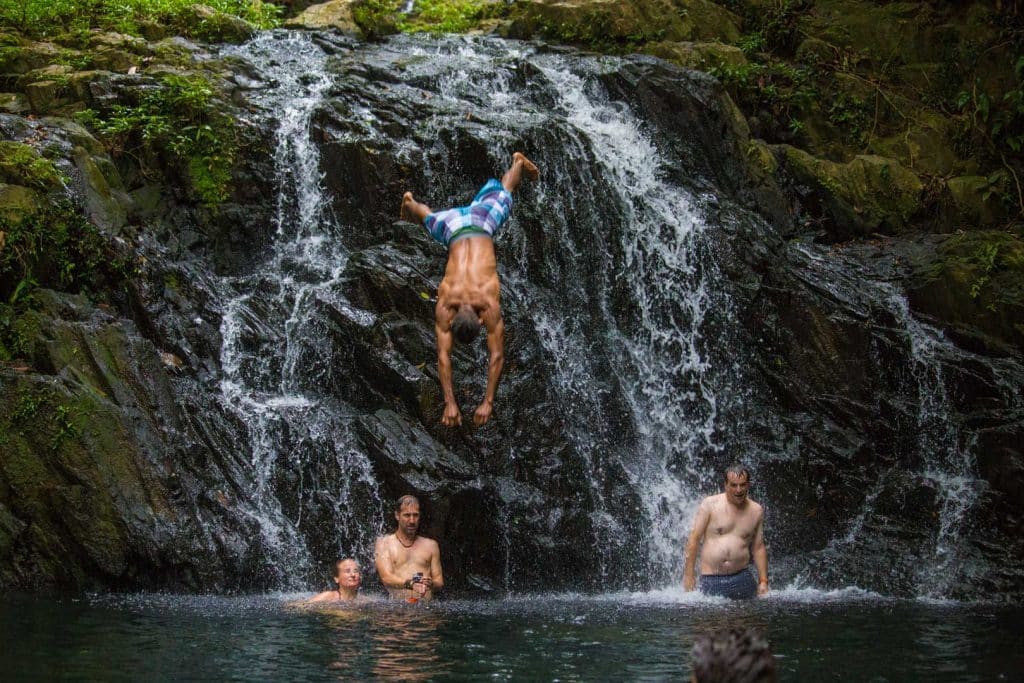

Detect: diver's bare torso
[437, 236, 500, 318]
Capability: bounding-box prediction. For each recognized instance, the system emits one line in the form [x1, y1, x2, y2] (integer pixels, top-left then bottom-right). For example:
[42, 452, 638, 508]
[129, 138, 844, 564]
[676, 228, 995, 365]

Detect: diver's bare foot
[513, 152, 539, 181]
[400, 191, 416, 221]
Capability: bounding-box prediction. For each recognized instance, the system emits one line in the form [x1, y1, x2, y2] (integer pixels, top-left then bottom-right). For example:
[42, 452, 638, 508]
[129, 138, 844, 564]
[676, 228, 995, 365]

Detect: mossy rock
[642, 40, 746, 70]
[0, 92, 29, 114]
[351, 0, 401, 39]
[868, 111, 960, 177]
[174, 4, 257, 44]
[0, 142, 62, 191]
[72, 147, 129, 232]
[0, 184, 42, 223]
[286, 0, 360, 33]
[908, 229, 1024, 354]
[506, 0, 740, 47]
[944, 175, 1007, 228]
[777, 145, 923, 239]
[0, 41, 64, 75]
[808, 0, 955, 67]
[86, 31, 149, 55]
[795, 37, 834, 66]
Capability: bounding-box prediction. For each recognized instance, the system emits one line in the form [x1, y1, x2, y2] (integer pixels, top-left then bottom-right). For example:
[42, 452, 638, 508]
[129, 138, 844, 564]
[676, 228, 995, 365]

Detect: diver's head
[452, 305, 481, 345]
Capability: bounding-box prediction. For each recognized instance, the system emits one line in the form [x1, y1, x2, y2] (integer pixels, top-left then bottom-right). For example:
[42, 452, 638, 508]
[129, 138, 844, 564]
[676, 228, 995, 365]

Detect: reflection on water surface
[1, 590, 1021, 681]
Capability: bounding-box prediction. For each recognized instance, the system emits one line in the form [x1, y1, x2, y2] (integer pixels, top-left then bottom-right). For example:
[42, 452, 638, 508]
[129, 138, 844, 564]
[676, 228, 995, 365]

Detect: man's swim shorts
[423, 178, 513, 248]
[699, 567, 758, 600]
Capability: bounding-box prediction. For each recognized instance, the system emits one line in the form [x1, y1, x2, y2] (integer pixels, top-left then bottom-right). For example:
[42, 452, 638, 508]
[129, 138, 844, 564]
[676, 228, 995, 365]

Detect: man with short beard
[682, 464, 769, 599]
[400, 152, 539, 427]
[374, 495, 445, 601]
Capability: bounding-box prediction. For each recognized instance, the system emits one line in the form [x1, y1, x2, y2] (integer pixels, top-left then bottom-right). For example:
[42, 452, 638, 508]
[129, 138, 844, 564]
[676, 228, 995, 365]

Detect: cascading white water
[888, 293, 980, 596]
[215, 33, 385, 584]
[345, 38, 734, 583]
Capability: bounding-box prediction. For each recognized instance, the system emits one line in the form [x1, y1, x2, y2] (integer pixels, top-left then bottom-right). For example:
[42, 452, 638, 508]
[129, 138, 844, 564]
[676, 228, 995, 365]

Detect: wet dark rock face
[1, 32, 1021, 600]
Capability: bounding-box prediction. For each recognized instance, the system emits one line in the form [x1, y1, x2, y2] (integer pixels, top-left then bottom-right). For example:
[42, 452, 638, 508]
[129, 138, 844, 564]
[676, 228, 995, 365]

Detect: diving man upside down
[401, 152, 539, 427]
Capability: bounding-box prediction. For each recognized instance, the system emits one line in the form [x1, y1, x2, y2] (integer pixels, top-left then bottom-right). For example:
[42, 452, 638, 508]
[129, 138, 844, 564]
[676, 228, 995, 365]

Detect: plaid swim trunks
[423, 178, 513, 248]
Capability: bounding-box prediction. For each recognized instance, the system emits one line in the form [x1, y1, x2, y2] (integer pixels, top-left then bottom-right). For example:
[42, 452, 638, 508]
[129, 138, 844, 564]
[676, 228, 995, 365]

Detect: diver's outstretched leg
[400, 191, 432, 222]
[500, 152, 540, 193]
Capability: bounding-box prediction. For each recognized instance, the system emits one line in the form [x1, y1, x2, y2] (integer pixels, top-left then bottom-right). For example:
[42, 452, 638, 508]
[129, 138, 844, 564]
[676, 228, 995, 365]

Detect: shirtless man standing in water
[683, 464, 769, 599]
[375, 495, 445, 601]
[400, 152, 539, 427]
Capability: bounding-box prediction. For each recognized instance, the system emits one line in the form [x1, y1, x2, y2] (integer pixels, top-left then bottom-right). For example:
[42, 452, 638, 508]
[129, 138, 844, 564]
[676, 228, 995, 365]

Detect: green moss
[909, 229, 1024, 351]
[78, 73, 237, 207]
[397, 0, 491, 34]
[352, 0, 402, 39]
[0, 141, 62, 191]
[0, 0, 279, 40]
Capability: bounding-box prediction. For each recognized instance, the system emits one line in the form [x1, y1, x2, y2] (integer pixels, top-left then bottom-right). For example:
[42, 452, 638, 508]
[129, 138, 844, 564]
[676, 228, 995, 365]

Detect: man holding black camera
[374, 494, 445, 602]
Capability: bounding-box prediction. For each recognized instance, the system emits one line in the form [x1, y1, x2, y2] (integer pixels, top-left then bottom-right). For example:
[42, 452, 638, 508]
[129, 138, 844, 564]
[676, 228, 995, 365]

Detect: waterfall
[191, 31, 1019, 597]
[216, 32, 385, 585]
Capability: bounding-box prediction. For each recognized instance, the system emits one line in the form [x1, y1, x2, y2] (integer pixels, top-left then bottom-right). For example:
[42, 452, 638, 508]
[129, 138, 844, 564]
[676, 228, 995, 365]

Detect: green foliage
[711, 60, 815, 135]
[0, 141, 63, 191]
[968, 241, 999, 301]
[79, 73, 237, 206]
[50, 402, 79, 450]
[0, 0, 279, 39]
[398, 0, 489, 34]
[11, 387, 44, 423]
[826, 91, 872, 147]
[0, 199, 127, 360]
[0, 200, 113, 303]
[353, 0, 401, 39]
[8, 387, 79, 450]
[731, 0, 810, 58]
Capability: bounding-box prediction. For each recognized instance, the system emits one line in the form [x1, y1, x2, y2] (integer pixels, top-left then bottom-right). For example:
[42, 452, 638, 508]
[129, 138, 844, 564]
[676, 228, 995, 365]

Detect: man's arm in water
[373, 537, 407, 590]
[435, 307, 461, 427]
[683, 498, 711, 591]
[474, 313, 504, 426]
[752, 509, 769, 595]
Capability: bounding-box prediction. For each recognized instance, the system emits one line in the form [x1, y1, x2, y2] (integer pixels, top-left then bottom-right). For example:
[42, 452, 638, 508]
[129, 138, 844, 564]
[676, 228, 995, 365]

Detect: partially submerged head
[691, 627, 776, 683]
[723, 463, 751, 506]
[394, 494, 421, 537]
[333, 558, 361, 592]
[452, 304, 481, 345]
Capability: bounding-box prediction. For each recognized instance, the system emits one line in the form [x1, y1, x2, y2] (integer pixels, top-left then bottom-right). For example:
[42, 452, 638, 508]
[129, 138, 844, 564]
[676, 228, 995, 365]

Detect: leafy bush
[0, 0, 280, 39]
[398, 0, 488, 34]
[77, 73, 237, 206]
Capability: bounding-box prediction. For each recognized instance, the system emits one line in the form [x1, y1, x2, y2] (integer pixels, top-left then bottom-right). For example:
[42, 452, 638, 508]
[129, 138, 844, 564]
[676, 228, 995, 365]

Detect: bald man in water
[683, 464, 769, 599]
[400, 152, 539, 427]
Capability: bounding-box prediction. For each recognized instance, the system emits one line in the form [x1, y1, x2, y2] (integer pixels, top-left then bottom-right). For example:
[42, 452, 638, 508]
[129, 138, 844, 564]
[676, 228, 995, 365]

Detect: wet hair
[691, 628, 776, 683]
[334, 558, 359, 577]
[395, 494, 420, 512]
[724, 463, 751, 483]
[451, 307, 480, 345]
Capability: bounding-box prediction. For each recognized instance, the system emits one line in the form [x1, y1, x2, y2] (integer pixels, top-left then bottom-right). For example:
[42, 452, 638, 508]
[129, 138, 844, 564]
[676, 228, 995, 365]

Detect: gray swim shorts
[698, 567, 758, 600]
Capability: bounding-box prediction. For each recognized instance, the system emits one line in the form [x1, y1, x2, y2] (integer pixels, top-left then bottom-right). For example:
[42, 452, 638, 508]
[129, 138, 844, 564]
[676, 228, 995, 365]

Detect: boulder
[0, 141, 62, 191]
[776, 145, 923, 239]
[907, 229, 1024, 354]
[642, 40, 747, 70]
[285, 0, 360, 34]
[0, 184, 41, 223]
[506, 0, 741, 45]
[945, 175, 1007, 227]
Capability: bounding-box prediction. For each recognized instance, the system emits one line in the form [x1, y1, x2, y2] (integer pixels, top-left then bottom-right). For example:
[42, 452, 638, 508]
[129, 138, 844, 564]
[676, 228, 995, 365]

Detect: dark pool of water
[1, 588, 1021, 681]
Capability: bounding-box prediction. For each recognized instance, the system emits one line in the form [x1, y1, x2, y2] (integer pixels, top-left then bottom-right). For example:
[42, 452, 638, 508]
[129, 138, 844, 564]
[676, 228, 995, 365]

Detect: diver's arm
[474, 315, 504, 426]
[436, 312, 461, 427]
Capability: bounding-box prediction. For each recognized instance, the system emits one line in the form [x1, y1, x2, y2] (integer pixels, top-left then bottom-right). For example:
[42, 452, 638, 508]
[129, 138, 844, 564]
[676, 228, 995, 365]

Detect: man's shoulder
[375, 533, 396, 548]
[702, 492, 725, 506]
